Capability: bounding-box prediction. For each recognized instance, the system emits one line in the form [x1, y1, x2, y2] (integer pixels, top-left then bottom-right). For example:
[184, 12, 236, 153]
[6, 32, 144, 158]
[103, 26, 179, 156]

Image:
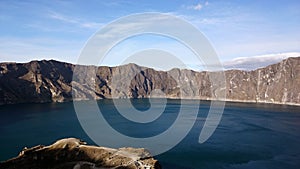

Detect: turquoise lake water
[0, 99, 299, 169]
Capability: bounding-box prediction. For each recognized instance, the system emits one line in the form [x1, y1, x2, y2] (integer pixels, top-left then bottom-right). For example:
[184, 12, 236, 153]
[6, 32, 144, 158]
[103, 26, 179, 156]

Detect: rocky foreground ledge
[0, 138, 161, 169]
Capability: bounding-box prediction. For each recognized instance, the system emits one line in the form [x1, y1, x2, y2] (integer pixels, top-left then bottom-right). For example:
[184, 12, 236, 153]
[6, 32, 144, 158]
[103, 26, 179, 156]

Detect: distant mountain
[223, 52, 300, 70]
[0, 57, 299, 105]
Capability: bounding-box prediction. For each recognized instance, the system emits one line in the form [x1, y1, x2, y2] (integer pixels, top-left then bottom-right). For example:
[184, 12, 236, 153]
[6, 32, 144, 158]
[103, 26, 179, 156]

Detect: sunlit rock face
[225, 57, 300, 105]
[0, 138, 161, 169]
[0, 57, 299, 105]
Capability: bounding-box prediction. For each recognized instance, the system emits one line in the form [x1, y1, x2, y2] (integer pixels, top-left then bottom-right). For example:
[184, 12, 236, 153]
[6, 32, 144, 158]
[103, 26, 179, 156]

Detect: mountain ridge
[0, 57, 299, 106]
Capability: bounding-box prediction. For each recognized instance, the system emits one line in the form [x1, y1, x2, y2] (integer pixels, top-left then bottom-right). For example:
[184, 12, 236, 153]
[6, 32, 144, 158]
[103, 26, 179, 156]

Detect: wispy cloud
[186, 1, 209, 11]
[49, 12, 77, 24]
[190, 3, 203, 11]
[48, 11, 103, 29]
[0, 37, 83, 63]
[223, 52, 300, 70]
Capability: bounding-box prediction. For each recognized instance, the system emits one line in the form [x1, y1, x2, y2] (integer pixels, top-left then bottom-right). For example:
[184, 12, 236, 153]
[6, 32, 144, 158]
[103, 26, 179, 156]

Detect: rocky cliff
[0, 138, 161, 169]
[0, 57, 299, 105]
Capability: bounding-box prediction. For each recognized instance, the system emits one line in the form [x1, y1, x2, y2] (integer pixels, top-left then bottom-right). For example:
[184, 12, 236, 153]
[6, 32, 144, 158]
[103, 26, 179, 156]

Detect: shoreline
[1, 97, 299, 107]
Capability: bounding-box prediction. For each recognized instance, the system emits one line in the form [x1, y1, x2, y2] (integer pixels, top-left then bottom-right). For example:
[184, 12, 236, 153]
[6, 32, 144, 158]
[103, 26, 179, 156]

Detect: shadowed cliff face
[0, 57, 299, 105]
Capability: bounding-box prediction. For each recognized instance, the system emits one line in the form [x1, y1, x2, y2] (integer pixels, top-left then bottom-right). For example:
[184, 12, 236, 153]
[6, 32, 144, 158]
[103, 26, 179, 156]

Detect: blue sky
[0, 0, 300, 67]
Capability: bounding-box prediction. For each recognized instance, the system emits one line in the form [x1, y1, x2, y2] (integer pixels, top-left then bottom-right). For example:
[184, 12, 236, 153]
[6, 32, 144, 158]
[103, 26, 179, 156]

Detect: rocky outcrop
[0, 138, 161, 169]
[224, 57, 300, 105]
[0, 57, 299, 105]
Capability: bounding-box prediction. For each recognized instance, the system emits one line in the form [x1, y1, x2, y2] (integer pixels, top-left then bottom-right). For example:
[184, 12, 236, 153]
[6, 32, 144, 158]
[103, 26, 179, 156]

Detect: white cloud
[186, 1, 209, 11]
[181, 52, 300, 71]
[223, 52, 300, 70]
[186, 3, 202, 11]
[49, 12, 77, 24]
[197, 18, 223, 25]
[48, 11, 102, 29]
[192, 3, 203, 10]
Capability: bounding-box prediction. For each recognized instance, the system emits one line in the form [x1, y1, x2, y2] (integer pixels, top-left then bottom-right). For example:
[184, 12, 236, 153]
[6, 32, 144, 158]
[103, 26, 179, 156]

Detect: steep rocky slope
[0, 57, 299, 105]
[225, 57, 300, 104]
[0, 138, 161, 169]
